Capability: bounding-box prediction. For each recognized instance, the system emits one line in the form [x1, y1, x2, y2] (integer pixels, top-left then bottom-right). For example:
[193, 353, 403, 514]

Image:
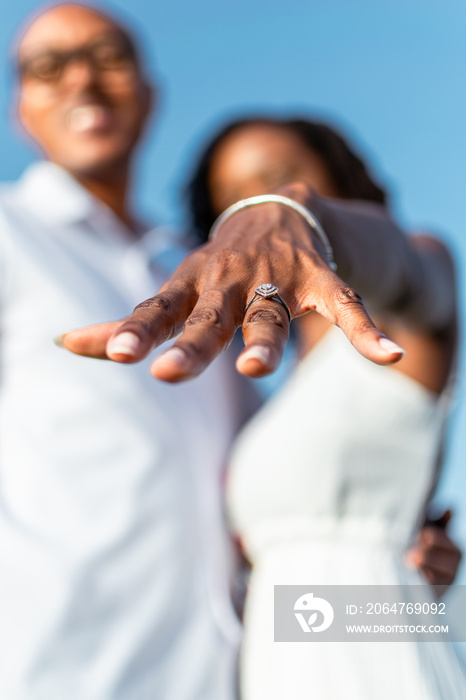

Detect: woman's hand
[58, 184, 405, 382]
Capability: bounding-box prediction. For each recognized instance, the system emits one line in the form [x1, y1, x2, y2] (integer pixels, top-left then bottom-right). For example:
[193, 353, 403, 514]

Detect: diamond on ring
[255, 283, 279, 298]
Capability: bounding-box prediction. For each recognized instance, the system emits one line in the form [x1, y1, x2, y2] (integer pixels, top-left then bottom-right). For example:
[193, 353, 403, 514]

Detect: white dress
[227, 326, 465, 700]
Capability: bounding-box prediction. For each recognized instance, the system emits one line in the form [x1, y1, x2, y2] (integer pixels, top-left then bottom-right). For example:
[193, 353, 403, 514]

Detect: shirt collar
[10, 160, 190, 273]
[11, 160, 98, 227]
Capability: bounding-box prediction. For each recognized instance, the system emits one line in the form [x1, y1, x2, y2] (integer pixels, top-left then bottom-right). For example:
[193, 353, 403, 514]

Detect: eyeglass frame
[16, 34, 140, 84]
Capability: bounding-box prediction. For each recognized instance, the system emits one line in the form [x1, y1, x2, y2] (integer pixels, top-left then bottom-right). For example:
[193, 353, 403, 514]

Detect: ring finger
[237, 288, 291, 377]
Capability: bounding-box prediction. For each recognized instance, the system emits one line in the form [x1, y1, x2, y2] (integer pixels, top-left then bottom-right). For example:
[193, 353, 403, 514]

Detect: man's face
[16, 5, 152, 177]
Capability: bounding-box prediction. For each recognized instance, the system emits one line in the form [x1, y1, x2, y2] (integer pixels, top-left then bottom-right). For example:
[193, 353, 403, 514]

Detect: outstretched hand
[59, 187, 405, 382]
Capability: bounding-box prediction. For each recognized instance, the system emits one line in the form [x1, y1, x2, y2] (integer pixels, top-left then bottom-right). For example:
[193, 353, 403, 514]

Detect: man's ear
[11, 87, 41, 153]
[16, 91, 29, 133]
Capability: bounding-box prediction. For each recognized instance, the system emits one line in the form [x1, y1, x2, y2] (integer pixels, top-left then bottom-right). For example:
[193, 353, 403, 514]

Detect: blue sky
[2, 0, 466, 577]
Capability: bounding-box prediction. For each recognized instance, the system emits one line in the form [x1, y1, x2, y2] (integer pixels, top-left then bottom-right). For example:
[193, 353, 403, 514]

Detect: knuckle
[134, 293, 172, 314]
[334, 286, 364, 308]
[330, 285, 376, 334]
[196, 287, 243, 327]
[185, 306, 232, 349]
[186, 307, 223, 327]
[245, 306, 288, 331]
[132, 293, 184, 339]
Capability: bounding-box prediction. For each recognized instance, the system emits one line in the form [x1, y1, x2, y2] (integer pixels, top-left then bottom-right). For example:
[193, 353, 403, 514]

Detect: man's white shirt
[0, 162, 242, 700]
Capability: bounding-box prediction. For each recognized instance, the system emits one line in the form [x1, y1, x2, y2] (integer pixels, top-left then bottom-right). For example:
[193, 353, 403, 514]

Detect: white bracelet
[208, 194, 337, 272]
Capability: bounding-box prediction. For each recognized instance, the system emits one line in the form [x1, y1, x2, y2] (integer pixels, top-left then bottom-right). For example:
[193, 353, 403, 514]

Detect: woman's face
[208, 123, 339, 215]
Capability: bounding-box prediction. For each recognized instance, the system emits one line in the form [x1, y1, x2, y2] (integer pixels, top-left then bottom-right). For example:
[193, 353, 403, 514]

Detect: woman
[185, 116, 464, 699]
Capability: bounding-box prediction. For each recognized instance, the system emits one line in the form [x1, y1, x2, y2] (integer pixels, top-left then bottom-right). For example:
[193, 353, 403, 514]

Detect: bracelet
[208, 194, 337, 272]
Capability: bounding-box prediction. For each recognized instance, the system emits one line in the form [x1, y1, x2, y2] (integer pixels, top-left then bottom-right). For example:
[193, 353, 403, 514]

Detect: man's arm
[58, 182, 456, 382]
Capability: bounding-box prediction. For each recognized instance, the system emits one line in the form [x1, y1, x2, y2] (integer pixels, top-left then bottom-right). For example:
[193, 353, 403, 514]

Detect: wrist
[209, 188, 337, 271]
[274, 181, 345, 271]
[274, 181, 325, 218]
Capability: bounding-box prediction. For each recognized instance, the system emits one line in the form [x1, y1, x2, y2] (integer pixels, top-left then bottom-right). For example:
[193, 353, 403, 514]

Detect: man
[2, 5, 245, 699]
[1, 3, 460, 699]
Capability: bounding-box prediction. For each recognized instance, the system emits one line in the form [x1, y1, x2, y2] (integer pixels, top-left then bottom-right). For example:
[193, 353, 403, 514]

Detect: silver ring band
[244, 284, 291, 323]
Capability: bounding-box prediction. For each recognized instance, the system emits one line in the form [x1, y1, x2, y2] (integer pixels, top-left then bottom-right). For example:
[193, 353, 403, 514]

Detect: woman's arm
[314, 193, 456, 332]
[58, 181, 456, 383]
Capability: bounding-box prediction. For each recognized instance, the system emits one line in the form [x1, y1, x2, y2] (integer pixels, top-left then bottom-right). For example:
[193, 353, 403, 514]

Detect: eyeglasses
[18, 36, 138, 83]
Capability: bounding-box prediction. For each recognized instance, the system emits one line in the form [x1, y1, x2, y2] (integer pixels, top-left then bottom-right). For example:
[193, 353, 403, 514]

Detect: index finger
[59, 285, 197, 362]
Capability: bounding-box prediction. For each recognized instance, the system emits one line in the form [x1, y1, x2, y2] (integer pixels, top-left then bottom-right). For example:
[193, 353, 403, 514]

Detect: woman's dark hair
[184, 115, 388, 244]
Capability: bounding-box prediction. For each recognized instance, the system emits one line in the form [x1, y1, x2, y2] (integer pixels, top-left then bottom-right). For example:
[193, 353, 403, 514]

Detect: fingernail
[107, 332, 141, 357]
[378, 337, 406, 356]
[54, 333, 67, 348]
[153, 347, 188, 369]
[241, 345, 273, 366]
